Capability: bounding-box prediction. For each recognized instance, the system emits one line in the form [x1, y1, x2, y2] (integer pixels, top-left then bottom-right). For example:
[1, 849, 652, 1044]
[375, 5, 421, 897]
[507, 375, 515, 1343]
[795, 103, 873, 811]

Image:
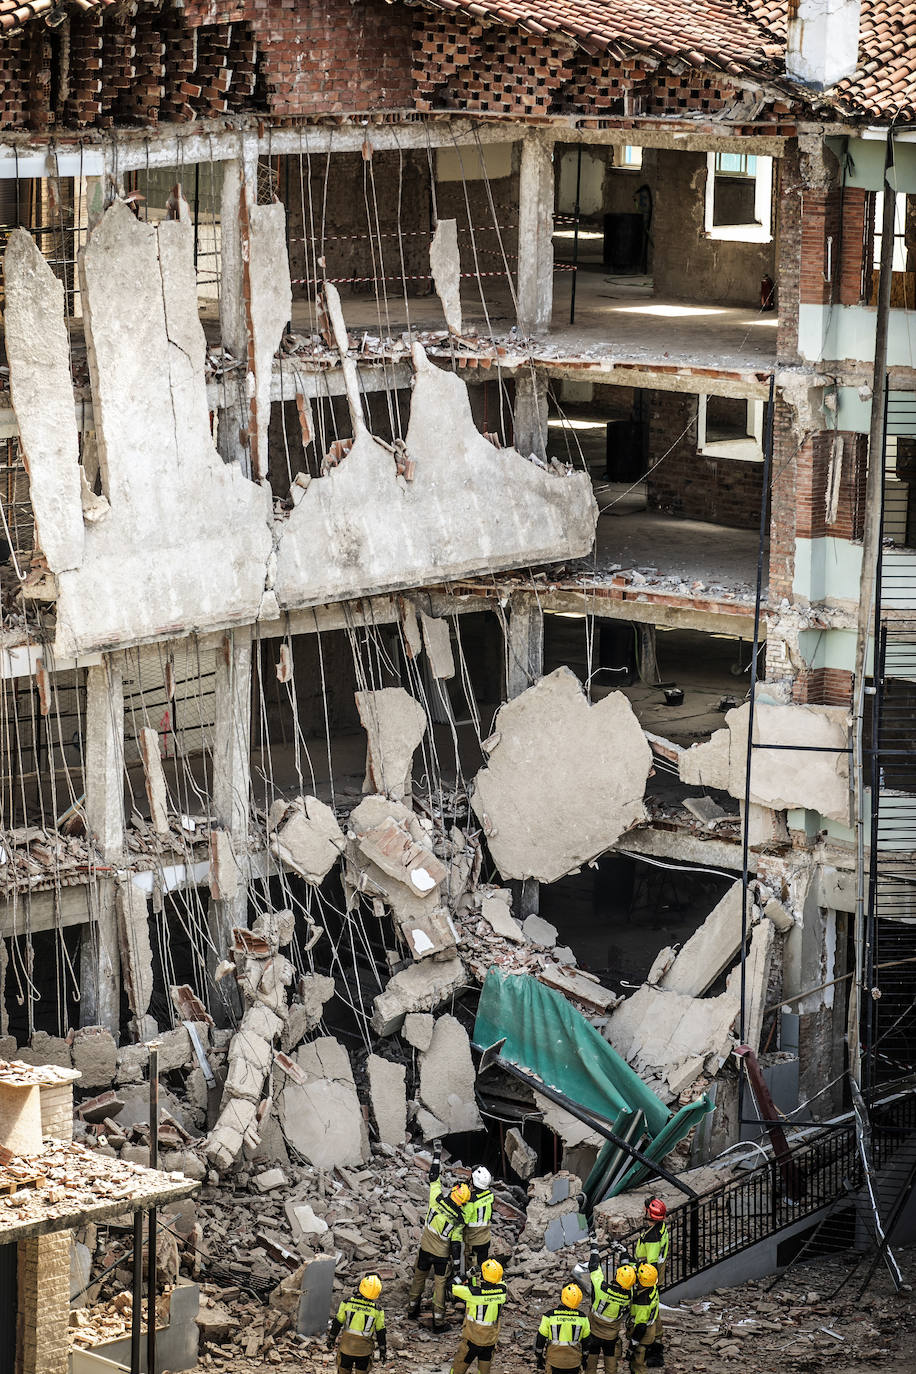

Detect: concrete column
[517, 134, 555, 336]
[82, 658, 124, 1035]
[208, 629, 252, 1018]
[506, 594, 544, 917]
[513, 367, 549, 460]
[216, 158, 253, 476]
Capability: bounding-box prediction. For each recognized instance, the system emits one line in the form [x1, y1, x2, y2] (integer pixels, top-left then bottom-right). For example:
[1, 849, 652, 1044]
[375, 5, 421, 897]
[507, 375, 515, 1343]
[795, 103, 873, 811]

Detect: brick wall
[776, 142, 802, 365]
[799, 186, 868, 306]
[794, 430, 867, 542]
[646, 390, 765, 529]
[184, 0, 414, 117]
[792, 666, 854, 707]
[17, 1231, 70, 1374]
[768, 397, 798, 603]
[284, 150, 432, 299]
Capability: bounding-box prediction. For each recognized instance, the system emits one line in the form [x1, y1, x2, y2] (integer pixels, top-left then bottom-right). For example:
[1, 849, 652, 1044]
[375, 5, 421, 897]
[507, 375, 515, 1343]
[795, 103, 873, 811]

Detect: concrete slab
[355, 688, 427, 801]
[605, 983, 740, 1101]
[429, 218, 462, 335]
[727, 701, 851, 824]
[660, 881, 753, 998]
[418, 1014, 482, 1134]
[367, 1053, 407, 1145]
[471, 668, 652, 883]
[50, 199, 273, 655]
[3, 230, 85, 571]
[278, 1037, 368, 1169]
[420, 611, 456, 679]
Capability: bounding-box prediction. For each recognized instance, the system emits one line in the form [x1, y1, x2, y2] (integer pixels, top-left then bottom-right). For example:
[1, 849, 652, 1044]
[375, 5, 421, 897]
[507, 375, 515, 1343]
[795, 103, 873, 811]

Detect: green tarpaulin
[474, 968, 712, 1198]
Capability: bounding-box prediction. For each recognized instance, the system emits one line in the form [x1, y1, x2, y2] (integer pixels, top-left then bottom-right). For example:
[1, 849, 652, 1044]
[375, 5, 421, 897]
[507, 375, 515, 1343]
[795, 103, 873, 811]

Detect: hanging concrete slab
[470, 668, 652, 883]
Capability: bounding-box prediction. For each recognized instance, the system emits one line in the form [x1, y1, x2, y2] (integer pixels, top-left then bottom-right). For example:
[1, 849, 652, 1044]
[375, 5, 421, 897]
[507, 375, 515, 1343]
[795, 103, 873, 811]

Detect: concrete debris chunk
[371, 956, 466, 1036]
[209, 828, 239, 902]
[683, 795, 727, 827]
[402, 1012, 435, 1052]
[419, 611, 456, 679]
[252, 1167, 287, 1192]
[536, 964, 620, 1014]
[660, 881, 755, 998]
[285, 1198, 329, 1241]
[269, 795, 347, 884]
[357, 815, 447, 896]
[480, 891, 525, 943]
[367, 1054, 408, 1146]
[277, 1036, 368, 1169]
[355, 688, 427, 801]
[604, 983, 739, 1103]
[726, 918, 775, 1053]
[429, 218, 462, 335]
[115, 879, 154, 1026]
[72, 1026, 118, 1091]
[415, 1106, 449, 1141]
[139, 726, 169, 834]
[521, 914, 558, 948]
[679, 728, 730, 791]
[418, 1013, 483, 1134]
[504, 1127, 538, 1180]
[471, 668, 651, 883]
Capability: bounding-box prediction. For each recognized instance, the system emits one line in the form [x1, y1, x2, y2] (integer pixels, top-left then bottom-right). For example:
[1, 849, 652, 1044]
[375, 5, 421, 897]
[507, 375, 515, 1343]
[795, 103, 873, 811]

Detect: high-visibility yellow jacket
[536, 1304, 591, 1368]
[628, 1284, 659, 1342]
[588, 1263, 631, 1337]
[329, 1295, 386, 1358]
[451, 1277, 506, 1346]
[635, 1221, 669, 1272]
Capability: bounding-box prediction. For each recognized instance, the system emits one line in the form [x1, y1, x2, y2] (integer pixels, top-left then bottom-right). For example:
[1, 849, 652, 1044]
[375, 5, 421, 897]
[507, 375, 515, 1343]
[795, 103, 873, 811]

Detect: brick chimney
[786, 0, 861, 89]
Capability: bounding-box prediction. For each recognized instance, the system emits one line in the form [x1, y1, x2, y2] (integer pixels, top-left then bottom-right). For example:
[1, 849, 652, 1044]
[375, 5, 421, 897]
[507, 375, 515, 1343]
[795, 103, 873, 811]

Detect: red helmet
[645, 1197, 667, 1221]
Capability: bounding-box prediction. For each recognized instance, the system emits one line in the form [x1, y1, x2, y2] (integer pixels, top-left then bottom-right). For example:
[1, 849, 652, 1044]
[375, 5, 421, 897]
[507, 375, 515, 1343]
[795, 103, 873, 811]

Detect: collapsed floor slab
[471, 667, 652, 883]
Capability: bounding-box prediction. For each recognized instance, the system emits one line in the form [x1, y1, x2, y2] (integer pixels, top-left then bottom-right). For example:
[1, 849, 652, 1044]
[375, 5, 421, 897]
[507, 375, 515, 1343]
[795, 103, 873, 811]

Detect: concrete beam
[0, 883, 95, 938]
[209, 629, 252, 1019]
[82, 658, 124, 1034]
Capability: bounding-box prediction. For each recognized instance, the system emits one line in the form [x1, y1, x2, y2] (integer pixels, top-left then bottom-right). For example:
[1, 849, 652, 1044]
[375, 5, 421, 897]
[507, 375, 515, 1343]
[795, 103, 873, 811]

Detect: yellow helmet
[561, 1283, 583, 1309]
[359, 1274, 382, 1301]
[636, 1263, 658, 1288]
[615, 1264, 637, 1290]
[481, 1259, 503, 1283]
[451, 1183, 471, 1207]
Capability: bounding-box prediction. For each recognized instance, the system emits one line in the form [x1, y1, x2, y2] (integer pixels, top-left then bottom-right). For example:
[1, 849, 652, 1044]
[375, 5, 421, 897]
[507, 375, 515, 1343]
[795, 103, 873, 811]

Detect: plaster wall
[651, 150, 775, 307]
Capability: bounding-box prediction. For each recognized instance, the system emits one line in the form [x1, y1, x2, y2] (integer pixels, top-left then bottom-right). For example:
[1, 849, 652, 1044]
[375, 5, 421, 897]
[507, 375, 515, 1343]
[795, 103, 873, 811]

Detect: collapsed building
[0, 0, 914, 1364]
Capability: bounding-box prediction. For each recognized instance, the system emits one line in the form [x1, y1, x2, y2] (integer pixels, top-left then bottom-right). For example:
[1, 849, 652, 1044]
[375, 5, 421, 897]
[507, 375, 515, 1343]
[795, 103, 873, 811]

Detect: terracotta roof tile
[419, 0, 916, 121]
[0, 0, 113, 30]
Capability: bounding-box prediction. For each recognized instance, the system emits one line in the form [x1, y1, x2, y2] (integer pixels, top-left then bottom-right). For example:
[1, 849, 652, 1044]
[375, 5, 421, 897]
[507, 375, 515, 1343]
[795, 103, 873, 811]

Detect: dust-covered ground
[199, 1250, 916, 1374]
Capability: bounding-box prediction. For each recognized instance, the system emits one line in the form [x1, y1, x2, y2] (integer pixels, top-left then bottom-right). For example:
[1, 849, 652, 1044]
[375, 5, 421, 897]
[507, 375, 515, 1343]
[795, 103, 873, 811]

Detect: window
[697, 394, 764, 461]
[714, 152, 757, 177]
[872, 191, 908, 272]
[618, 145, 643, 169]
[704, 152, 773, 243]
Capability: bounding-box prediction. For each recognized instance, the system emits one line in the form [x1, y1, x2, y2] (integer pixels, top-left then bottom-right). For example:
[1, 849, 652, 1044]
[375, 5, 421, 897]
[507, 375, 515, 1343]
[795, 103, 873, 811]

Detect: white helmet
[472, 1167, 492, 1189]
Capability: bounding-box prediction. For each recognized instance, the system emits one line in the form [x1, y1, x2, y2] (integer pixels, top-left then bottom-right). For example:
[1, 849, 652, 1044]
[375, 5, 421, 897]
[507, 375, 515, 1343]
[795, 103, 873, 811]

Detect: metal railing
[612, 1090, 916, 1288]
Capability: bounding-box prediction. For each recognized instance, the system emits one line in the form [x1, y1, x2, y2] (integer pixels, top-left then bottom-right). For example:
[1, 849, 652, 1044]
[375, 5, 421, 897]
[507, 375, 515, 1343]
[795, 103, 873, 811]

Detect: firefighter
[408, 1141, 470, 1330]
[449, 1258, 507, 1374]
[635, 1198, 668, 1365]
[581, 1233, 635, 1374]
[535, 1284, 591, 1373]
[626, 1264, 659, 1373]
[327, 1274, 387, 1371]
[463, 1166, 495, 1271]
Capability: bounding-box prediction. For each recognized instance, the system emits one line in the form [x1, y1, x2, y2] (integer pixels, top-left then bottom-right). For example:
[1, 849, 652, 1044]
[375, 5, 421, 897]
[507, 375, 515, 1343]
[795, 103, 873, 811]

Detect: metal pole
[147, 1045, 159, 1374]
[569, 145, 582, 325]
[852, 130, 897, 1089]
[738, 372, 775, 1128]
[131, 1210, 143, 1374]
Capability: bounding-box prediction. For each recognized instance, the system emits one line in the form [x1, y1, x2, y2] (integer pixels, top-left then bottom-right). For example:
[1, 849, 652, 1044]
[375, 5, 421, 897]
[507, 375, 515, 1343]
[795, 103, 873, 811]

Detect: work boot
[433, 1311, 447, 1332]
[407, 1299, 421, 1320]
[645, 1343, 664, 1368]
